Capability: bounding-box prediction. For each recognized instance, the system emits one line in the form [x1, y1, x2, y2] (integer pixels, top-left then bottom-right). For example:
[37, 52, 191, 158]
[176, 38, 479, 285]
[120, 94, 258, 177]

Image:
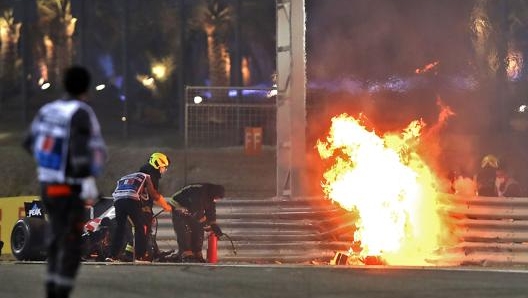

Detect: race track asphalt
[1, 262, 528, 298]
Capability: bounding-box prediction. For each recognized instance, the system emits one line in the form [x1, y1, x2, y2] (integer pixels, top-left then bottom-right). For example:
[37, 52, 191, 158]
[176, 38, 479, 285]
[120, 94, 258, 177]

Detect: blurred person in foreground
[168, 183, 225, 262]
[106, 152, 172, 262]
[23, 65, 107, 298]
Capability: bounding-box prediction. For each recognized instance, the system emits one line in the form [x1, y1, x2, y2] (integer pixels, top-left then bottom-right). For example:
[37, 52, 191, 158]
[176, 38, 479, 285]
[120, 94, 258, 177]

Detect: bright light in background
[143, 77, 154, 86]
[41, 82, 51, 90]
[519, 105, 527, 113]
[267, 84, 278, 98]
[193, 96, 203, 104]
[149, 57, 174, 83]
[38, 77, 50, 90]
[136, 74, 156, 90]
[121, 116, 127, 122]
[0, 26, 6, 40]
[95, 84, 106, 91]
[152, 63, 166, 80]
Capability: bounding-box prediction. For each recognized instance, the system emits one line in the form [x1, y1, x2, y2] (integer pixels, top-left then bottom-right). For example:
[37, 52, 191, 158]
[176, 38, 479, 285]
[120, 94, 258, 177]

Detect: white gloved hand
[80, 176, 99, 202]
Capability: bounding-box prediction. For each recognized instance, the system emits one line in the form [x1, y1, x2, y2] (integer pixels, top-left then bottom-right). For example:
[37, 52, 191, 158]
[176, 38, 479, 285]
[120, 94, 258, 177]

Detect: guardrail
[4, 194, 528, 266]
[153, 194, 528, 265]
[439, 194, 528, 266]
[153, 197, 353, 263]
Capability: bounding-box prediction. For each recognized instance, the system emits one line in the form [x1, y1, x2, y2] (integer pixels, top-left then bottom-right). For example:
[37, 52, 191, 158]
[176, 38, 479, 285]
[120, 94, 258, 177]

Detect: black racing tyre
[10, 217, 47, 261]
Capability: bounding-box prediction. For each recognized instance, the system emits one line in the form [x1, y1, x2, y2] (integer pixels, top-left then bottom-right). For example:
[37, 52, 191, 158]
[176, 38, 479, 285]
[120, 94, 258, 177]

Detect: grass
[0, 123, 277, 199]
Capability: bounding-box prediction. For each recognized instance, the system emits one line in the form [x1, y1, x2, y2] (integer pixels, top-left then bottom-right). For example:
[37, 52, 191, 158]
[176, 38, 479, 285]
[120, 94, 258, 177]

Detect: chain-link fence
[183, 86, 277, 197]
[185, 86, 276, 148]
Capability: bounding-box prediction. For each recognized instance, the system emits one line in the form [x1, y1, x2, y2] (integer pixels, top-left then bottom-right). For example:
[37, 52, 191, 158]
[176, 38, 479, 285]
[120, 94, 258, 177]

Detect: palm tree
[37, 0, 76, 84]
[237, 1, 275, 86]
[469, 0, 528, 132]
[0, 8, 21, 112]
[469, 0, 497, 79]
[192, 0, 233, 87]
[126, 0, 181, 123]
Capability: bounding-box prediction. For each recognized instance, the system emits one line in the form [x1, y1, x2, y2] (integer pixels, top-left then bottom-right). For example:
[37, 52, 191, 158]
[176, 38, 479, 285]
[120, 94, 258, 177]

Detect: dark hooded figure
[168, 183, 225, 262]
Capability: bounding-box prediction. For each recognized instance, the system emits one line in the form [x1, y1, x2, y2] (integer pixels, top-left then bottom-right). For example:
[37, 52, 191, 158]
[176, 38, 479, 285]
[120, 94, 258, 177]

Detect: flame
[415, 61, 439, 74]
[317, 113, 447, 266]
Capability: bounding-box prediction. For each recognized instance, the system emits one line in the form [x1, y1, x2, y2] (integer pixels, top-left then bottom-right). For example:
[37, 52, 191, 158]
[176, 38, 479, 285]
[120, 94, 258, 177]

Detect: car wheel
[10, 217, 47, 261]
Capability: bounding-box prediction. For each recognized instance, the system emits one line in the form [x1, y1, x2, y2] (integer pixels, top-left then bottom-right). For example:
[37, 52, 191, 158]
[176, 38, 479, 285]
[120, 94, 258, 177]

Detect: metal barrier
[153, 197, 351, 263]
[440, 194, 528, 266]
[154, 194, 528, 265]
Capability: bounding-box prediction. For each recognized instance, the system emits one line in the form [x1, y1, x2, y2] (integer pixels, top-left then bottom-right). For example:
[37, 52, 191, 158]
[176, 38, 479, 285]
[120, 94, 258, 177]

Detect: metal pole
[121, 0, 128, 138]
[232, 0, 242, 86]
[78, 0, 86, 65]
[178, 0, 186, 143]
[183, 86, 189, 186]
[234, 0, 242, 144]
[20, 0, 30, 123]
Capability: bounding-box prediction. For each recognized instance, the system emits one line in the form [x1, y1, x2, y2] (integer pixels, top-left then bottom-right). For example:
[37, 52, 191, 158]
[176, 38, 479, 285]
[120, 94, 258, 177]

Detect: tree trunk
[207, 32, 230, 87]
[0, 13, 21, 115]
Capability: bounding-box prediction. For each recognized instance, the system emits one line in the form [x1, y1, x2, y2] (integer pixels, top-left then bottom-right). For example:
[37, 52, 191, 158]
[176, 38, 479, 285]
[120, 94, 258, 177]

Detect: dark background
[1, 0, 528, 195]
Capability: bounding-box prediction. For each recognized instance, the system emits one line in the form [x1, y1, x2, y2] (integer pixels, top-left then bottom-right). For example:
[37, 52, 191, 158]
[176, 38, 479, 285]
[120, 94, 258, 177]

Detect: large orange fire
[317, 107, 454, 266]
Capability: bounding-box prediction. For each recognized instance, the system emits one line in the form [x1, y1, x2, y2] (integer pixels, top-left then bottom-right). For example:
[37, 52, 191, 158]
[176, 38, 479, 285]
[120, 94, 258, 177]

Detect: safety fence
[184, 86, 276, 148]
[182, 86, 277, 193]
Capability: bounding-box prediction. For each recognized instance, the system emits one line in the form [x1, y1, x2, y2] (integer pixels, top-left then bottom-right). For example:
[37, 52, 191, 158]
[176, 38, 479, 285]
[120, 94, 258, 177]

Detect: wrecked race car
[9, 197, 164, 262]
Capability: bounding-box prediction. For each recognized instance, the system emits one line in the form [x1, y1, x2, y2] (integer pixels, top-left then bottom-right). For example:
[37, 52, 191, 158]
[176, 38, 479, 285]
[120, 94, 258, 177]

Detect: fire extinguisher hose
[220, 233, 237, 255]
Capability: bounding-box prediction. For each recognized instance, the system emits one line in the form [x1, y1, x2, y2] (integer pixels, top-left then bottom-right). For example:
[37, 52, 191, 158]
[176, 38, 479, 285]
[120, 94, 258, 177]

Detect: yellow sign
[0, 196, 39, 255]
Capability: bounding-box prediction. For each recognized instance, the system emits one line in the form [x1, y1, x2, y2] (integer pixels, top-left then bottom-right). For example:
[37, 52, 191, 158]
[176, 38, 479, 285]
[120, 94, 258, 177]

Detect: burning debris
[415, 61, 439, 74]
[317, 109, 456, 266]
[331, 251, 386, 266]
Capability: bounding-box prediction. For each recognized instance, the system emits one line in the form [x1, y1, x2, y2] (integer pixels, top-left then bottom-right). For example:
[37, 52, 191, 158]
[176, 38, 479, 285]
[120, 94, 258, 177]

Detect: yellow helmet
[481, 154, 499, 169]
[149, 152, 170, 169]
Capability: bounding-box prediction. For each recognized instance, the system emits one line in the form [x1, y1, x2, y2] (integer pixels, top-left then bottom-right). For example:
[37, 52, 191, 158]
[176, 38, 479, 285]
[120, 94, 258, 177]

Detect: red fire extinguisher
[207, 232, 218, 263]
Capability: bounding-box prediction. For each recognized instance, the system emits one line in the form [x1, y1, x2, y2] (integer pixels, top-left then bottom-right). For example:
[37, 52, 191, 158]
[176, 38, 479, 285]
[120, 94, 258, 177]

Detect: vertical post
[120, 0, 128, 138]
[178, 0, 186, 142]
[183, 86, 189, 186]
[276, 0, 292, 197]
[78, 0, 87, 65]
[289, 0, 307, 197]
[20, 0, 30, 123]
[233, 1, 242, 145]
[232, 0, 242, 86]
[276, 0, 306, 198]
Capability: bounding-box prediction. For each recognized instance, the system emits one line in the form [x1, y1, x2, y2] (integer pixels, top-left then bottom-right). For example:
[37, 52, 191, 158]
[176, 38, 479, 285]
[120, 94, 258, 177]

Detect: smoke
[306, 0, 474, 81]
[304, 0, 517, 186]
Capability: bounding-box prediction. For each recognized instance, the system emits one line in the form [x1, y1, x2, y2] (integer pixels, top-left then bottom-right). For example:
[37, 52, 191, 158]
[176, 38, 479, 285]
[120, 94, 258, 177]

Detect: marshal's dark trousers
[110, 198, 147, 259]
[41, 183, 84, 298]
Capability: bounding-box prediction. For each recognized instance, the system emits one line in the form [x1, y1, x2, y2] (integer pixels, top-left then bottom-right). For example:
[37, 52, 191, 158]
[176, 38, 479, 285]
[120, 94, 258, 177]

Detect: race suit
[23, 98, 107, 297]
[138, 163, 162, 256]
[110, 172, 164, 259]
[168, 183, 224, 260]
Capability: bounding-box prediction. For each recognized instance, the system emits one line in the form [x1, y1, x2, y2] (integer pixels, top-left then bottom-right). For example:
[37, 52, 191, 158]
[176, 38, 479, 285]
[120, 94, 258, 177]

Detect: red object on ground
[207, 232, 218, 263]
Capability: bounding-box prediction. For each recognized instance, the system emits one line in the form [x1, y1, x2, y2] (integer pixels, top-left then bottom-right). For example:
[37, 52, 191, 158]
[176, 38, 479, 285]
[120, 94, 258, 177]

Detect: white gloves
[80, 176, 99, 201]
